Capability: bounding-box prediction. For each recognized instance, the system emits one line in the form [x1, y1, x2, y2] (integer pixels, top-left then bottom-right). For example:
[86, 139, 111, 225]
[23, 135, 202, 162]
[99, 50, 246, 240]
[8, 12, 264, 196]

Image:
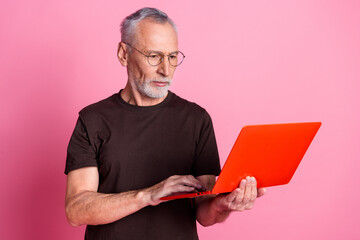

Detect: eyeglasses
[123, 42, 185, 67]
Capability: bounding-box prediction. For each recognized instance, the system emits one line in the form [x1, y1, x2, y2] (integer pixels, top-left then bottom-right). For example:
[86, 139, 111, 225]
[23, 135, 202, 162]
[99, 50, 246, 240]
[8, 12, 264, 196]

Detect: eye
[148, 53, 161, 59]
[169, 54, 178, 59]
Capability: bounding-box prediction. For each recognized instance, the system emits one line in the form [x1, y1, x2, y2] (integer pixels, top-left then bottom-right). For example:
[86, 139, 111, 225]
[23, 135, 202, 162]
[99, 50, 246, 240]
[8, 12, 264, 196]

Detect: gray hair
[120, 7, 177, 45]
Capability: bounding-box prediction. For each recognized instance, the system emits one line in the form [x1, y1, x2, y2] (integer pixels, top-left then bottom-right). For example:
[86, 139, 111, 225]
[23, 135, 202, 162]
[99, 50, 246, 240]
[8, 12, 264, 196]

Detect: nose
[157, 56, 171, 77]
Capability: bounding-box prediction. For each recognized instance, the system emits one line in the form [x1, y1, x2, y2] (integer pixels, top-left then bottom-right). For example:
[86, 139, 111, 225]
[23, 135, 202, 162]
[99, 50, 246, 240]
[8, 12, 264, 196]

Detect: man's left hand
[212, 176, 266, 212]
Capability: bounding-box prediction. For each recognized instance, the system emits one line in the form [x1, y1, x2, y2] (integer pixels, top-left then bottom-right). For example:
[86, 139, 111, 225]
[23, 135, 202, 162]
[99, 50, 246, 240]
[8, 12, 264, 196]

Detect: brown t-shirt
[65, 91, 221, 240]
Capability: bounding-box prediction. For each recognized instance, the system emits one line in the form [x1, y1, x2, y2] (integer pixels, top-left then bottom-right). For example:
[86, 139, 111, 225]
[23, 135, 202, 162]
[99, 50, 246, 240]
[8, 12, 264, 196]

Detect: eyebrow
[144, 49, 180, 55]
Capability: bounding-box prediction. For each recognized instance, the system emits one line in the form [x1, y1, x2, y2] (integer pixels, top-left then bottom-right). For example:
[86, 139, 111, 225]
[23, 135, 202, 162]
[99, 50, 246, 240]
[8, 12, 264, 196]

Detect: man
[65, 7, 266, 240]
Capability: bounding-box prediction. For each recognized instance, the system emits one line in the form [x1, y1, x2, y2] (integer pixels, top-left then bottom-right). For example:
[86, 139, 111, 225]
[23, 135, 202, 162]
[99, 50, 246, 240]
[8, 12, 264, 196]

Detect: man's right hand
[66, 168, 204, 226]
[139, 175, 206, 206]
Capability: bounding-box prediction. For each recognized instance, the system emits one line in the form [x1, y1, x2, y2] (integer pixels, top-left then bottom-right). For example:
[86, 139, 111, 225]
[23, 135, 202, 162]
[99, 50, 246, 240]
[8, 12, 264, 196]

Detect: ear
[117, 42, 128, 66]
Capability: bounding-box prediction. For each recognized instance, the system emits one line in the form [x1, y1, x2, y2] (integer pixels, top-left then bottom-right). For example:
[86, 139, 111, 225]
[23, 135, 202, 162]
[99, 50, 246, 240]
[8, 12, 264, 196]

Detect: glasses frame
[123, 42, 185, 67]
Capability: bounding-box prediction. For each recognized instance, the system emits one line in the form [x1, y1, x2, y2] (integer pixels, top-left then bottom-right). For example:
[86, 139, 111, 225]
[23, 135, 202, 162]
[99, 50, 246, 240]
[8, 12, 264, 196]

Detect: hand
[212, 176, 266, 212]
[141, 175, 205, 206]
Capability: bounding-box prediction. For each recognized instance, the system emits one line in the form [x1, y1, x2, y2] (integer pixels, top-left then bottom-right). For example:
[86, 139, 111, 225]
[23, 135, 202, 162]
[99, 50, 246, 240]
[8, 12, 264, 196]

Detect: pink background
[1, 0, 359, 239]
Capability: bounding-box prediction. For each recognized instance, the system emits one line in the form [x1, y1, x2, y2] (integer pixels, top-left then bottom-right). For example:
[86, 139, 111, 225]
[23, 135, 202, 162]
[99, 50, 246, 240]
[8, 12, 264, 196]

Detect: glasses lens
[147, 52, 163, 66]
[146, 51, 185, 66]
[169, 52, 185, 66]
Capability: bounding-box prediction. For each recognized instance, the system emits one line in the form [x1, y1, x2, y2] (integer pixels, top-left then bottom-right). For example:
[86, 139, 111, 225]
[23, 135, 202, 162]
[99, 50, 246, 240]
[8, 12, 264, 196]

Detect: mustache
[146, 78, 172, 84]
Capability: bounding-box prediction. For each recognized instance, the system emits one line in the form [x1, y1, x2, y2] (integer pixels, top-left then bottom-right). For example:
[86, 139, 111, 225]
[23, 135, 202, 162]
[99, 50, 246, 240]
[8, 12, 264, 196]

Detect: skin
[65, 18, 266, 228]
[117, 19, 178, 106]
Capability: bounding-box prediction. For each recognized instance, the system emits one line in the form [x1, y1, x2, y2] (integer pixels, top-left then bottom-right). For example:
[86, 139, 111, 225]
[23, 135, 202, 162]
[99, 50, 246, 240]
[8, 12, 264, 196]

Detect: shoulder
[168, 91, 210, 119]
[79, 93, 118, 119]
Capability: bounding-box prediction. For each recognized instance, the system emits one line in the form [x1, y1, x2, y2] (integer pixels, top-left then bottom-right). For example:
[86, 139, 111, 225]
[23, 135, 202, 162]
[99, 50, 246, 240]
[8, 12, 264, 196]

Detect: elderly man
[65, 7, 265, 240]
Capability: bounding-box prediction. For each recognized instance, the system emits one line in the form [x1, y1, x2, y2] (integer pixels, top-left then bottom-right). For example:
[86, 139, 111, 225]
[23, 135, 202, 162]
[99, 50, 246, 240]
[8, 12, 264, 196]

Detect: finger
[166, 175, 203, 190]
[178, 175, 204, 190]
[257, 188, 266, 198]
[172, 185, 196, 193]
[245, 202, 254, 210]
[232, 179, 246, 203]
[242, 176, 253, 203]
[250, 177, 258, 201]
[226, 178, 246, 203]
[160, 185, 196, 199]
[226, 187, 242, 203]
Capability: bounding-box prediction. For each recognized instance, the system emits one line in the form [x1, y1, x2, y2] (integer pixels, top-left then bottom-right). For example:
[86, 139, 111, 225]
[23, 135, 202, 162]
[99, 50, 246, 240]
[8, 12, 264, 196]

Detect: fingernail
[251, 177, 256, 183]
[241, 179, 246, 186]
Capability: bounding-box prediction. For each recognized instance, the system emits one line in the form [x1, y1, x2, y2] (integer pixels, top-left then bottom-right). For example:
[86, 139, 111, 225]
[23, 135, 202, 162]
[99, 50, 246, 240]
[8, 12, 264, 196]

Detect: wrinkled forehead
[134, 18, 178, 53]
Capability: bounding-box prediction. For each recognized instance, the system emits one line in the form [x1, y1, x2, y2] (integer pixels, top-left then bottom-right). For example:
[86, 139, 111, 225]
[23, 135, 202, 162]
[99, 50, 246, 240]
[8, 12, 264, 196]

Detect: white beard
[134, 78, 172, 99]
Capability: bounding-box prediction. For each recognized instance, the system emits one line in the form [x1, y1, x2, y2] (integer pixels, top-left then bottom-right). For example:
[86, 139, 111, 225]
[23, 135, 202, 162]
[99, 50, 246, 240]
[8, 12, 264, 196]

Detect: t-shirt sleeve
[192, 110, 221, 177]
[64, 115, 98, 174]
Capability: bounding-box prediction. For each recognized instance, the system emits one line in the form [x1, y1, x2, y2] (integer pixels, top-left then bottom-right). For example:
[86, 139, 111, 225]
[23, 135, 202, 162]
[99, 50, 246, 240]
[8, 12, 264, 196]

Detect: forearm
[195, 196, 231, 227]
[66, 170, 204, 227]
[66, 189, 148, 227]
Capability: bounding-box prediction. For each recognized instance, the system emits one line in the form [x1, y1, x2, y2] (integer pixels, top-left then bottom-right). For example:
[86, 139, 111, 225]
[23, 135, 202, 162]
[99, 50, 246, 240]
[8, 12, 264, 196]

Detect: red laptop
[161, 122, 321, 201]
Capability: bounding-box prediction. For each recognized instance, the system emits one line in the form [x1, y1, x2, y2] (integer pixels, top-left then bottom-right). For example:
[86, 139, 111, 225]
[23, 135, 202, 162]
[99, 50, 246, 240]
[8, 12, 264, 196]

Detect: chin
[146, 89, 168, 98]
[141, 85, 169, 99]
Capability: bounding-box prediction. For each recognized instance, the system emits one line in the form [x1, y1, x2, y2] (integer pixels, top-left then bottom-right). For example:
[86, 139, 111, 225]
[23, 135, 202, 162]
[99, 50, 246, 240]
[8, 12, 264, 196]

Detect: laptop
[161, 122, 321, 201]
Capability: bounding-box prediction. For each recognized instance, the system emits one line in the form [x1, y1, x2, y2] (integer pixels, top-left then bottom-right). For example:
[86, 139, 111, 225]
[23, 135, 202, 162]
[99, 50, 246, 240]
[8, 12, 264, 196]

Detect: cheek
[127, 58, 167, 80]
[128, 61, 147, 78]
[137, 66, 158, 79]
[170, 68, 177, 77]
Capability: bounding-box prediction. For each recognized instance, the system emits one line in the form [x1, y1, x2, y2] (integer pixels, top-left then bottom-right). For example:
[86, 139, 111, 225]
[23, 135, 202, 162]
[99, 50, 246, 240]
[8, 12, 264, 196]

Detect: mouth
[152, 81, 169, 88]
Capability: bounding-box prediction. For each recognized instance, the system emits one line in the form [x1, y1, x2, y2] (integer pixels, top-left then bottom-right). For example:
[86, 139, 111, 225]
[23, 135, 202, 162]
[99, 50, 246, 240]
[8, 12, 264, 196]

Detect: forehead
[135, 18, 178, 52]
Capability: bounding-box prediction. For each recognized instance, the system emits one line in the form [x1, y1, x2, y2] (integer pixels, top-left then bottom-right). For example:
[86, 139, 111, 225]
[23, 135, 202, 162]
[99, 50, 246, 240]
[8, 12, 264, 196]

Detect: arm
[65, 167, 204, 227]
[194, 175, 266, 227]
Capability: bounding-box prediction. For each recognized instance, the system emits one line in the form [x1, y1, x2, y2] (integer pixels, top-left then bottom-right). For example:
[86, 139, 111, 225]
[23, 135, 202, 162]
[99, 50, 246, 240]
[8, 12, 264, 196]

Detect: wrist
[135, 189, 153, 208]
[210, 195, 231, 214]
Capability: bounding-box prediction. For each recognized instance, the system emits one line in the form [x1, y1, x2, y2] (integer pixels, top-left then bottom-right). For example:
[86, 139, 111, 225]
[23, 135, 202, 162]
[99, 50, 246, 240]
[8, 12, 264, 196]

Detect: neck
[121, 81, 168, 106]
